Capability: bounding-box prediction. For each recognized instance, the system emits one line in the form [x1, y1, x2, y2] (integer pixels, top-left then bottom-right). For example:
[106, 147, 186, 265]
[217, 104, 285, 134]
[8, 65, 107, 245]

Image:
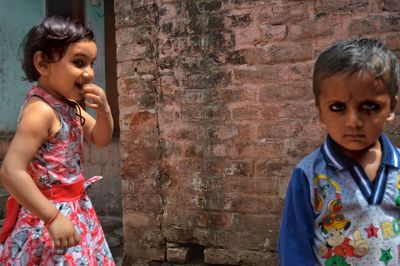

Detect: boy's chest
[311, 167, 400, 266]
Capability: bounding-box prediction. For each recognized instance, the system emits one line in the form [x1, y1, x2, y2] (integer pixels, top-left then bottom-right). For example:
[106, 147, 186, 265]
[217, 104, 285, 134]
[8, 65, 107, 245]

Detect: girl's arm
[0, 98, 80, 248]
[80, 84, 113, 146]
[278, 168, 317, 265]
[1, 98, 60, 221]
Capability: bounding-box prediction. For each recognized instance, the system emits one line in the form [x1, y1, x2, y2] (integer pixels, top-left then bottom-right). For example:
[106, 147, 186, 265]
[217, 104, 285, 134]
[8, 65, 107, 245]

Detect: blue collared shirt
[279, 134, 400, 266]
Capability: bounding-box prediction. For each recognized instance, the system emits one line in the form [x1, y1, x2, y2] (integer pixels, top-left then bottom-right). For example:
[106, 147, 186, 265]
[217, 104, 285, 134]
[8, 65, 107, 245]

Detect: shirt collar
[321, 134, 400, 170]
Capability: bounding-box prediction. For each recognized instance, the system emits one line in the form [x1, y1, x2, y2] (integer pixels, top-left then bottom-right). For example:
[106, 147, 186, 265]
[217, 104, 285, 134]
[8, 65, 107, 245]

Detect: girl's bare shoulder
[18, 96, 60, 138]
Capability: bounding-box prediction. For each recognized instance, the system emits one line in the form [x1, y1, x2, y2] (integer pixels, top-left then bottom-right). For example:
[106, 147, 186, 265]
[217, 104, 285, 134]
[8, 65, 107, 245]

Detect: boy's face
[317, 71, 397, 156]
[37, 40, 97, 101]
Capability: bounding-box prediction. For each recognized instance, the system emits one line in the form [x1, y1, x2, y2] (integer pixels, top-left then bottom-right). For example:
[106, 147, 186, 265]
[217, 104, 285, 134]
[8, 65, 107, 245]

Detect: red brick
[259, 82, 313, 102]
[315, 0, 369, 14]
[266, 41, 313, 64]
[117, 60, 157, 77]
[287, 19, 335, 41]
[385, 34, 400, 51]
[258, 120, 304, 139]
[204, 248, 278, 265]
[123, 211, 165, 261]
[233, 141, 283, 159]
[383, 0, 400, 11]
[231, 106, 260, 121]
[256, 2, 309, 25]
[207, 160, 255, 177]
[255, 159, 294, 178]
[209, 176, 278, 195]
[233, 24, 262, 46]
[207, 125, 239, 141]
[233, 66, 285, 84]
[281, 100, 317, 119]
[261, 24, 287, 42]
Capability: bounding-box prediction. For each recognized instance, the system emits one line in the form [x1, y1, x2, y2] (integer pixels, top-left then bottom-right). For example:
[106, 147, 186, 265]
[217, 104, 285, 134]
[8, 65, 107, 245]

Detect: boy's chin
[339, 141, 379, 156]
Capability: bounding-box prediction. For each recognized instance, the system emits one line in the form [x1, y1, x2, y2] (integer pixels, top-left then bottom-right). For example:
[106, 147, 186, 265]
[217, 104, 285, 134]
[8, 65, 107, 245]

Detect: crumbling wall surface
[115, 0, 400, 264]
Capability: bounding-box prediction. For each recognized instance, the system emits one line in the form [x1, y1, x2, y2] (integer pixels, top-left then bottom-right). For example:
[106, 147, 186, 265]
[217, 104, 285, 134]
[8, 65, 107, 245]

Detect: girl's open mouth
[76, 83, 83, 90]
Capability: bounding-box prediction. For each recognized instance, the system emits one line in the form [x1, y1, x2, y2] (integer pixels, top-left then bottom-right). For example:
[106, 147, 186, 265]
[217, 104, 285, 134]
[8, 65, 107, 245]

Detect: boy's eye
[361, 101, 380, 111]
[329, 103, 345, 112]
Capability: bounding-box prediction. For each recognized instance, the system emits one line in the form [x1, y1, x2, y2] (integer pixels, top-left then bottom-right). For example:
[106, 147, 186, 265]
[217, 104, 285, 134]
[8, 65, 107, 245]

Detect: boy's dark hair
[21, 16, 95, 82]
[313, 38, 399, 110]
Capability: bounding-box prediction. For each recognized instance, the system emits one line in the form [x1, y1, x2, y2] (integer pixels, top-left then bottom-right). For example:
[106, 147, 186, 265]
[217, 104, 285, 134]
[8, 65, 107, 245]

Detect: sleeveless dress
[0, 87, 115, 265]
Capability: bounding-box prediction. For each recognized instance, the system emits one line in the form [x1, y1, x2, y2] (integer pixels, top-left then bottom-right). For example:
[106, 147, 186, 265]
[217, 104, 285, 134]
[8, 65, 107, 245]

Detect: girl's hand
[82, 84, 111, 116]
[47, 213, 81, 249]
[80, 84, 113, 146]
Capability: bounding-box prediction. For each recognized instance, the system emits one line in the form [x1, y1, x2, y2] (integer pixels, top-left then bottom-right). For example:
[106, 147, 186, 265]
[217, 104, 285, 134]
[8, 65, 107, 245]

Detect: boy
[279, 38, 400, 265]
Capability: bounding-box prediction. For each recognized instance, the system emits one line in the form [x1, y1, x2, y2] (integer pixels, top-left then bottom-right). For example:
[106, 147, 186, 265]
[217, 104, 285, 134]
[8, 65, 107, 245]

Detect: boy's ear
[315, 100, 324, 123]
[387, 96, 398, 121]
[33, 51, 49, 76]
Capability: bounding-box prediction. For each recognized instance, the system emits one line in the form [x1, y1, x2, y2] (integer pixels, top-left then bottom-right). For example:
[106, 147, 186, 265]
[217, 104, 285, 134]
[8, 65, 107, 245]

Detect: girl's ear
[387, 96, 398, 122]
[33, 51, 49, 76]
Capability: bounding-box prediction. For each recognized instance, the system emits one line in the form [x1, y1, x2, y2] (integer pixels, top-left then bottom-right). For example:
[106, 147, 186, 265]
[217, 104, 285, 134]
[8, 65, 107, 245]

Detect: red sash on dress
[0, 179, 85, 243]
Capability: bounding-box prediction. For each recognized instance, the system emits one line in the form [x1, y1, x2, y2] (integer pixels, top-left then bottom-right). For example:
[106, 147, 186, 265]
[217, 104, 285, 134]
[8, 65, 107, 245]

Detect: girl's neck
[36, 82, 63, 100]
[35, 83, 74, 105]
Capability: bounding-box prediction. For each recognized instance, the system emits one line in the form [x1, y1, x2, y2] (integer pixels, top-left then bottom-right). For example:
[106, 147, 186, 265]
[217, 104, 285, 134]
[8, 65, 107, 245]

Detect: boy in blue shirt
[279, 38, 400, 265]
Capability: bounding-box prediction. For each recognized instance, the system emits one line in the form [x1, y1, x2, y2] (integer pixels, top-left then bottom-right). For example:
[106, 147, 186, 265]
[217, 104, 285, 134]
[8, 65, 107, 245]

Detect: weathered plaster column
[115, 1, 165, 263]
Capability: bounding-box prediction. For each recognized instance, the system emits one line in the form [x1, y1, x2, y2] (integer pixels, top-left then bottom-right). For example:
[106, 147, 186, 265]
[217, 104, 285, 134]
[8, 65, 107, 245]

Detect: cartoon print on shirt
[313, 175, 343, 214]
[395, 174, 400, 206]
[314, 175, 369, 265]
[318, 213, 369, 265]
[380, 248, 393, 265]
[364, 224, 379, 238]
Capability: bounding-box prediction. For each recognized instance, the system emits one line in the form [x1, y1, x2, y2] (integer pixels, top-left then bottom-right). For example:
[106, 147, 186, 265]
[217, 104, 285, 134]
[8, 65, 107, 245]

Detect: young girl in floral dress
[0, 16, 115, 265]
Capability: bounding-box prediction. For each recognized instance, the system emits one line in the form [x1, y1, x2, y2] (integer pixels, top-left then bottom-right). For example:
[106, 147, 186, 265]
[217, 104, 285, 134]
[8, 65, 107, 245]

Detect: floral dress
[0, 87, 115, 265]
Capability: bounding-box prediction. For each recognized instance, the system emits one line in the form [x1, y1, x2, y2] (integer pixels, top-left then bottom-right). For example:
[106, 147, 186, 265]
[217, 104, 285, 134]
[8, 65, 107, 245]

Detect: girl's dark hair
[21, 16, 95, 82]
[313, 38, 399, 110]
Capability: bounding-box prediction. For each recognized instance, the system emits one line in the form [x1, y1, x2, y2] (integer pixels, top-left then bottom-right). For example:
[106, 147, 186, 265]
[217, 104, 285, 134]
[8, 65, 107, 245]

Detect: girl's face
[317, 71, 397, 158]
[37, 40, 97, 101]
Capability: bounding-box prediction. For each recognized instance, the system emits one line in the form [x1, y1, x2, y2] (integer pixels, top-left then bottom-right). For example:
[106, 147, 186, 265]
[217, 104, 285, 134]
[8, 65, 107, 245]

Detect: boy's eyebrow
[325, 100, 343, 103]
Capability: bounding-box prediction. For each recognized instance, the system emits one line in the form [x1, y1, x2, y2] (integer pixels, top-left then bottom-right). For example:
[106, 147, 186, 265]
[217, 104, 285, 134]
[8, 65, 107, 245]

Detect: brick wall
[115, 0, 400, 264]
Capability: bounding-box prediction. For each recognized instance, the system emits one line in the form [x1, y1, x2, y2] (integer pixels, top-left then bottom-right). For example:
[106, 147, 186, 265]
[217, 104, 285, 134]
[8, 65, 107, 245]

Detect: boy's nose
[345, 110, 363, 128]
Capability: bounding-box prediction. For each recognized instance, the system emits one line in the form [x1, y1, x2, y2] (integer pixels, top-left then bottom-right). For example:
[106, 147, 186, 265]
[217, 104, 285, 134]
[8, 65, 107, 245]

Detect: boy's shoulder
[296, 146, 325, 173]
[384, 135, 400, 158]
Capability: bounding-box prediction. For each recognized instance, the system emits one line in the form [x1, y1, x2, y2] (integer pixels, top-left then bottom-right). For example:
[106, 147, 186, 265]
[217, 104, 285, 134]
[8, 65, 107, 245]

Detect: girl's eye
[73, 59, 85, 68]
[329, 103, 345, 112]
[361, 101, 379, 111]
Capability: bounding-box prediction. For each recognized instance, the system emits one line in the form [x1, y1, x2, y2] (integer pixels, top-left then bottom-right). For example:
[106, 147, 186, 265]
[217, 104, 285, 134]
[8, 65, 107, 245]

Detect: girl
[0, 16, 115, 265]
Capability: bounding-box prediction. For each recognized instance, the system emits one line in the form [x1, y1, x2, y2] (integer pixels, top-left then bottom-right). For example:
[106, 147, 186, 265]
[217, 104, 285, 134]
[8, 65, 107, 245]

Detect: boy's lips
[343, 134, 366, 139]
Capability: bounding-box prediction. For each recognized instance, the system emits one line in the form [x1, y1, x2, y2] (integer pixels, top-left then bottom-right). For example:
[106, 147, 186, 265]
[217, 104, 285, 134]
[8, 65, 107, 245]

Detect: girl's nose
[81, 69, 94, 83]
[345, 109, 363, 128]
